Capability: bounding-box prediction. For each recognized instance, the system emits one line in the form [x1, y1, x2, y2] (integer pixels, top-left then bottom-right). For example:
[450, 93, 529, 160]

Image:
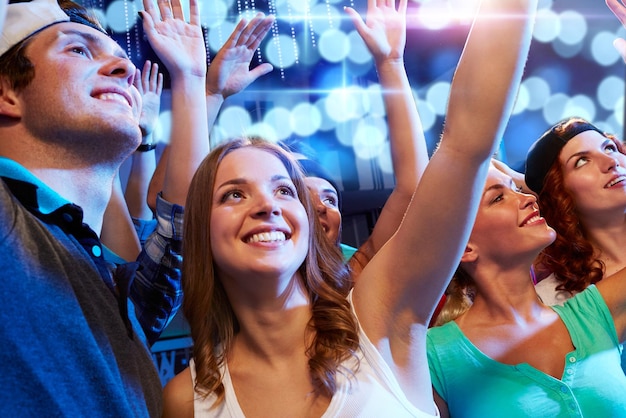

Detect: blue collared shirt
[0, 157, 183, 345]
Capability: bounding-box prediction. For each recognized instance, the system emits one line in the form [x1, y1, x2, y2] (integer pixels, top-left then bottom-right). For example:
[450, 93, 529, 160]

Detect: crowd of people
[2, 0, 626, 416]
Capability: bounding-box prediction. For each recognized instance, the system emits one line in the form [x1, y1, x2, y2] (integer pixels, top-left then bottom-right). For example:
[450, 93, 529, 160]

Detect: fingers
[152, 0, 195, 24]
[157, 0, 173, 20]
[614, 38, 626, 63]
[344, 6, 368, 36]
[248, 62, 274, 81]
[398, 0, 407, 14]
[156, 73, 164, 95]
[246, 15, 275, 50]
[608, 0, 626, 26]
[223, 17, 249, 49]
[188, 0, 200, 26]
[142, 60, 152, 89]
[133, 68, 142, 92]
[237, 13, 271, 48]
[169, 0, 184, 20]
[148, 62, 161, 93]
[139, 0, 156, 31]
[136, 61, 163, 95]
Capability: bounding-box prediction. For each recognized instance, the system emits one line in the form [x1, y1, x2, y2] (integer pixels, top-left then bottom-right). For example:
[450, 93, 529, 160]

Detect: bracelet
[136, 143, 157, 152]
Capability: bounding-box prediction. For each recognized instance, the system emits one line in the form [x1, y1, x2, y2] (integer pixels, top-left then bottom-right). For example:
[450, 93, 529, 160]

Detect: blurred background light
[106, 0, 626, 185]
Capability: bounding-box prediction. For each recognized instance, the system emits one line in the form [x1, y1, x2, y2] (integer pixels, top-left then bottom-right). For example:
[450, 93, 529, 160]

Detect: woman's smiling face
[209, 147, 310, 281]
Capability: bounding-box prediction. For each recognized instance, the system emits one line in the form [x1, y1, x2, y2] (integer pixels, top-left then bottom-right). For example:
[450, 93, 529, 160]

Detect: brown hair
[183, 137, 359, 405]
[535, 123, 624, 293]
[0, 0, 103, 92]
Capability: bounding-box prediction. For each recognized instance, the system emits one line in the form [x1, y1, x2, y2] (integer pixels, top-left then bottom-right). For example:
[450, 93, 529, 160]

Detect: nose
[101, 55, 136, 87]
[599, 152, 620, 172]
[252, 192, 282, 218]
[314, 197, 327, 216]
[519, 189, 537, 209]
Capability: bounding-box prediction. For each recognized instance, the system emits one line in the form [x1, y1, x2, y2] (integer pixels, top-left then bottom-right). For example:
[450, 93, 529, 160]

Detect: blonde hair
[432, 268, 475, 327]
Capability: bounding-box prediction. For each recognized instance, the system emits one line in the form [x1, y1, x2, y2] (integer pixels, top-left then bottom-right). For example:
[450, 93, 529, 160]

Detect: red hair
[535, 133, 625, 292]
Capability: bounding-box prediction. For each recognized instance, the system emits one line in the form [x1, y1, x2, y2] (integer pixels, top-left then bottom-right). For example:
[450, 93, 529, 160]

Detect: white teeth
[247, 231, 286, 243]
[97, 93, 128, 106]
[523, 215, 541, 226]
[607, 176, 626, 187]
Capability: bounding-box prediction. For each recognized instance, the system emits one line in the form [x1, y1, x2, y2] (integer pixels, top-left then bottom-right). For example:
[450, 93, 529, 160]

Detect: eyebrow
[216, 174, 292, 190]
[564, 139, 613, 165]
[482, 178, 515, 197]
[320, 188, 338, 196]
[58, 28, 129, 60]
[483, 183, 505, 196]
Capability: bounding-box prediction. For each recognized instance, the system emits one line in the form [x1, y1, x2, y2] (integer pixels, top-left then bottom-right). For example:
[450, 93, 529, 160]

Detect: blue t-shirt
[427, 285, 626, 417]
[340, 243, 357, 261]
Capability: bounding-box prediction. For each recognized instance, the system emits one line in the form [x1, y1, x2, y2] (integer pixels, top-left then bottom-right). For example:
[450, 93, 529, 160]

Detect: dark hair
[525, 117, 604, 194]
[535, 123, 624, 293]
[0, 0, 104, 92]
[183, 137, 359, 406]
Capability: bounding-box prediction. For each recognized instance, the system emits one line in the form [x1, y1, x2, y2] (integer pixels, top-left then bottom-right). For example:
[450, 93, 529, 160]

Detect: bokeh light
[264, 107, 294, 140]
[106, 0, 625, 194]
[217, 106, 252, 139]
[291, 102, 322, 137]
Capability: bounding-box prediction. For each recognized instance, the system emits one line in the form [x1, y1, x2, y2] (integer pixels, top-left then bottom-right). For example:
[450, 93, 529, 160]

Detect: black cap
[525, 118, 604, 194]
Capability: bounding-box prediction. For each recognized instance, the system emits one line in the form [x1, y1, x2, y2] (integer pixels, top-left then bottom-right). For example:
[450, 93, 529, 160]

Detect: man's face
[16, 22, 141, 163]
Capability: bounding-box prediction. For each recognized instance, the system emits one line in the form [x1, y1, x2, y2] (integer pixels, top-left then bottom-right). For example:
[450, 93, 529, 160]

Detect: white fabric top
[535, 273, 577, 306]
[189, 304, 438, 417]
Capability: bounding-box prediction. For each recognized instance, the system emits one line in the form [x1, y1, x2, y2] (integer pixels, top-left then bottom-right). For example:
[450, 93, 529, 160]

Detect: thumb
[614, 38, 626, 63]
[249, 63, 274, 80]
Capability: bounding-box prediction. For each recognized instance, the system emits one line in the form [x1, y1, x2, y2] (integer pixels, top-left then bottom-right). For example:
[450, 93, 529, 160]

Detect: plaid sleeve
[131, 193, 184, 346]
[131, 217, 158, 247]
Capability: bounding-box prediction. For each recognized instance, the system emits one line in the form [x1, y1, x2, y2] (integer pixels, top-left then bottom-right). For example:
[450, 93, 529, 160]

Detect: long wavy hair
[182, 137, 360, 406]
[535, 121, 624, 293]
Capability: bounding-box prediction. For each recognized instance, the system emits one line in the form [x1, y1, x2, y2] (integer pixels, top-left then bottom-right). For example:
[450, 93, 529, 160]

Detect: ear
[0, 77, 22, 119]
[460, 243, 478, 263]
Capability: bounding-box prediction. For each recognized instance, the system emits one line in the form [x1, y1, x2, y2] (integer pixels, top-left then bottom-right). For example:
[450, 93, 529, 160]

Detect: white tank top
[189, 326, 439, 418]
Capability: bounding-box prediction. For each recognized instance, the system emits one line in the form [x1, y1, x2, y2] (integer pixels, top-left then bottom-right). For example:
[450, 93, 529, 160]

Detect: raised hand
[140, 0, 206, 79]
[135, 60, 164, 137]
[607, 0, 626, 62]
[206, 13, 275, 98]
[344, 0, 408, 64]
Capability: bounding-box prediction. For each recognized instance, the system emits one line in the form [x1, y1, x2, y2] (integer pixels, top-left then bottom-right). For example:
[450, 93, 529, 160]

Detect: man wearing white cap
[0, 0, 208, 415]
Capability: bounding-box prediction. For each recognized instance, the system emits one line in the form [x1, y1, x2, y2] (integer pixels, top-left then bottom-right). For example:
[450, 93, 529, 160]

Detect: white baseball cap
[0, 0, 107, 58]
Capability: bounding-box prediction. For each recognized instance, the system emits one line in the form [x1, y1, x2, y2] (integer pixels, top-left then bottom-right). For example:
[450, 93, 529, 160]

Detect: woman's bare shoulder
[162, 367, 195, 418]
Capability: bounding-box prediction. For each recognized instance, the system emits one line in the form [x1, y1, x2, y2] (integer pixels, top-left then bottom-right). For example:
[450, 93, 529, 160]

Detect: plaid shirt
[130, 194, 184, 345]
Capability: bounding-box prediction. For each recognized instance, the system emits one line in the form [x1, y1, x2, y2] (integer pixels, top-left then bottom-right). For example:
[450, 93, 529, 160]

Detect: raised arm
[352, 0, 537, 411]
[101, 62, 163, 259]
[125, 61, 162, 220]
[140, 0, 208, 206]
[607, 0, 626, 61]
[205, 12, 274, 131]
[597, 0, 626, 343]
[597, 267, 626, 343]
[101, 173, 142, 261]
[344, 0, 427, 277]
[128, 0, 207, 343]
[146, 13, 274, 208]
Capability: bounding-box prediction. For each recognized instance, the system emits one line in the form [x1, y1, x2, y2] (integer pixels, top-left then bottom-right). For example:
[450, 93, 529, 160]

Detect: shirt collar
[0, 156, 70, 214]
